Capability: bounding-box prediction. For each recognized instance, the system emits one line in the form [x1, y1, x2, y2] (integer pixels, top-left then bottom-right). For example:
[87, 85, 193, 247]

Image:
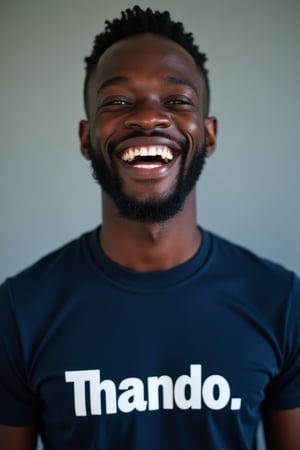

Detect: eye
[105, 99, 128, 106]
[165, 97, 194, 109]
[102, 98, 131, 106]
[167, 99, 190, 105]
[97, 97, 133, 112]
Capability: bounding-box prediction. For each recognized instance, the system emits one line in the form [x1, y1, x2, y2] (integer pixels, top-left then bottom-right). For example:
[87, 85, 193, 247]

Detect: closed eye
[103, 99, 130, 106]
[167, 99, 191, 105]
[165, 97, 195, 110]
[97, 98, 132, 112]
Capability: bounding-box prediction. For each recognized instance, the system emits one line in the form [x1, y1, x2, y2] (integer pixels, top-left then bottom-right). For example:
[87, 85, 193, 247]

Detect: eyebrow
[162, 76, 198, 95]
[97, 76, 130, 95]
[97, 74, 199, 96]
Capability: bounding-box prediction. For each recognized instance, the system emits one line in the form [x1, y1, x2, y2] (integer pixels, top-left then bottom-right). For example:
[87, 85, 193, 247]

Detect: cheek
[91, 116, 116, 152]
[180, 114, 204, 149]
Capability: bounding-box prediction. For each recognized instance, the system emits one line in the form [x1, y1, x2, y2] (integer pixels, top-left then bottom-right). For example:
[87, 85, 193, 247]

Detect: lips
[108, 136, 184, 188]
[114, 137, 181, 170]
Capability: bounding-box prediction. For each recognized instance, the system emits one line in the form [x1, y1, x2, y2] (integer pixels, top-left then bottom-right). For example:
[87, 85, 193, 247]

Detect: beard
[87, 131, 207, 223]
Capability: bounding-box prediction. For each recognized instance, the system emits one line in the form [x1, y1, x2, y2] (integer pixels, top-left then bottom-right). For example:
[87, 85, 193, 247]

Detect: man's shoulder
[2, 228, 97, 296]
[205, 229, 296, 290]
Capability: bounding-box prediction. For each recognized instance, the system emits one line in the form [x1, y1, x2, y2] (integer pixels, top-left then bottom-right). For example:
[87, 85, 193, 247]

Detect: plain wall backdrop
[0, 1, 299, 448]
[1, 0, 299, 282]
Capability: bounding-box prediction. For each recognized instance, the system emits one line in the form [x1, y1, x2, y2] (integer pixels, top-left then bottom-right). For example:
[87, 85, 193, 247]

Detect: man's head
[83, 5, 211, 116]
[80, 6, 217, 223]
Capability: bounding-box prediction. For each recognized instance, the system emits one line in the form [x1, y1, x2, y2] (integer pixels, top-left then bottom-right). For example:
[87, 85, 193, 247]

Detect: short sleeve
[0, 281, 41, 425]
[264, 274, 300, 409]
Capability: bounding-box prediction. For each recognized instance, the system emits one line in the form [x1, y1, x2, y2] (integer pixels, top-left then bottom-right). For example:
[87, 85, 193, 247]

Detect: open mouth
[120, 145, 175, 167]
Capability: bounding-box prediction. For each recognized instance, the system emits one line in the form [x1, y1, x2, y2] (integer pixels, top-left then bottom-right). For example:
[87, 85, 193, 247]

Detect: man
[0, 6, 299, 450]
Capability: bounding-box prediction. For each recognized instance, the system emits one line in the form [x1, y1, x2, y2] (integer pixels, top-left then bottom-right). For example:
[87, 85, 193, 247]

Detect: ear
[204, 116, 218, 157]
[79, 120, 90, 160]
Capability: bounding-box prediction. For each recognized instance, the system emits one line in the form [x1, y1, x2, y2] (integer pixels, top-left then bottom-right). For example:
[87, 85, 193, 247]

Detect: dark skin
[81, 33, 217, 272]
[0, 425, 37, 450]
[1, 33, 299, 449]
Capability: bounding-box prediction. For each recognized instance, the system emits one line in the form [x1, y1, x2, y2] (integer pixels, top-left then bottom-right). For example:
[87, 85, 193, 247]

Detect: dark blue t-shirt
[1, 228, 300, 450]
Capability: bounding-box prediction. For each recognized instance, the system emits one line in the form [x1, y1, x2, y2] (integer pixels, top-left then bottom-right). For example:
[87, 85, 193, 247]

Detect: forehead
[88, 33, 205, 100]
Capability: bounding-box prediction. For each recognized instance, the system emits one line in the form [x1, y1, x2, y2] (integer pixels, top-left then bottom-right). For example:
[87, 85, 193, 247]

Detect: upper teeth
[121, 146, 174, 163]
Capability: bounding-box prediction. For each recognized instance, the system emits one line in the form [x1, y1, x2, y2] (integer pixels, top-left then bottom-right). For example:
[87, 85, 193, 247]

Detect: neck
[99, 190, 201, 271]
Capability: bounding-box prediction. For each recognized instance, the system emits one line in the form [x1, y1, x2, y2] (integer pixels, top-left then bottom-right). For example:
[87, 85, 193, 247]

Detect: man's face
[81, 33, 216, 222]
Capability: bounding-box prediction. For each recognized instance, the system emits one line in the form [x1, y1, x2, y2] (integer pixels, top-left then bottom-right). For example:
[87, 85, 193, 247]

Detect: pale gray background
[1, 0, 299, 281]
[1, 0, 299, 448]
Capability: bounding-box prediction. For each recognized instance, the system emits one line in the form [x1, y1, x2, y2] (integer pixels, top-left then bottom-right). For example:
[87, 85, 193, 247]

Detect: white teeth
[133, 163, 162, 169]
[140, 147, 148, 157]
[121, 145, 174, 163]
[149, 146, 156, 156]
[127, 149, 134, 162]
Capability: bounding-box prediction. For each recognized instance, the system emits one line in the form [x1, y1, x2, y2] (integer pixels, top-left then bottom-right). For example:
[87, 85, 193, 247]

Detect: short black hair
[84, 5, 210, 114]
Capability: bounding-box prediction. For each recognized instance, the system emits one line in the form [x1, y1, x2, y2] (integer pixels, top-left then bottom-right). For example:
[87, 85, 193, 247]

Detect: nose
[124, 100, 171, 130]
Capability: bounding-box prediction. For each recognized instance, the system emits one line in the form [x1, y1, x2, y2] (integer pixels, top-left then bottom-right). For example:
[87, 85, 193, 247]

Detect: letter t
[65, 369, 101, 416]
